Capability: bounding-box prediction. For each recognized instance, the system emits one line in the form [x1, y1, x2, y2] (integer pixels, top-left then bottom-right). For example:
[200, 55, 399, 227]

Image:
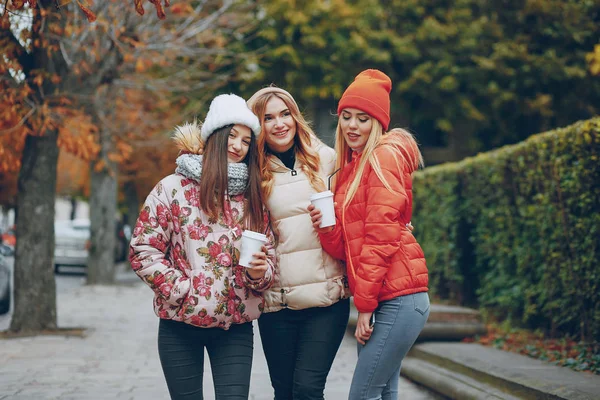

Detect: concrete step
[402, 357, 522, 400]
[348, 300, 487, 341]
[404, 342, 600, 400]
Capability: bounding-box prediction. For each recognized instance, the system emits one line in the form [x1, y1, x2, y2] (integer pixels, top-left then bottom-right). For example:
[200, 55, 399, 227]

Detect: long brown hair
[199, 125, 265, 232]
[249, 90, 326, 198]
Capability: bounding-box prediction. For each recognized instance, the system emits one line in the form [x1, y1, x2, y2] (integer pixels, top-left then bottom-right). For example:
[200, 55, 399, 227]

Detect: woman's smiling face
[227, 124, 252, 163]
[263, 96, 297, 153]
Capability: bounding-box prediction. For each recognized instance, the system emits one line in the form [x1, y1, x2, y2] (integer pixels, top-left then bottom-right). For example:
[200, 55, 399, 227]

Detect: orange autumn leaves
[8, 1, 172, 21]
[57, 110, 100, 162]
[0, 97, 100, 174]
[1, 0, 178, 175]
[2, 0, 236, 201]
[135, 0, 171, 19]
[0, 86, 30, 174]
[8, 0, 94, 21]
[469, 324, 600, 374]
[75, 1, 97, 22]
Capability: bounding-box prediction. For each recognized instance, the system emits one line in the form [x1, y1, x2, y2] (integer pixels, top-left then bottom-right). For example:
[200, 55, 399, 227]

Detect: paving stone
[0, 275, 439, 399]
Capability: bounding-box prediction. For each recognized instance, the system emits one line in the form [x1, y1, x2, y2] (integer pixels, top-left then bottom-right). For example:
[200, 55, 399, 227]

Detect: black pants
[158, 319, 253, 400]
[258, 298, 350, 400]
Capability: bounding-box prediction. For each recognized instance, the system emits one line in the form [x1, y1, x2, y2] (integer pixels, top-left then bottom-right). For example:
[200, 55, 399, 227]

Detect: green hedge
[413, 118, 600, 341]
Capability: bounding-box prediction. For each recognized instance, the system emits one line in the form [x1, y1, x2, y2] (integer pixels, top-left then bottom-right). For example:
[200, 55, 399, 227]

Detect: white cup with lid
[239, 230, 268, 268]
[310, 190, 336, 228]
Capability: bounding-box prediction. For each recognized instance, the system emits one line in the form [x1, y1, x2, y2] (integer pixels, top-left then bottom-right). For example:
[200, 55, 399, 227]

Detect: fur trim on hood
[172, 121, 204, 155]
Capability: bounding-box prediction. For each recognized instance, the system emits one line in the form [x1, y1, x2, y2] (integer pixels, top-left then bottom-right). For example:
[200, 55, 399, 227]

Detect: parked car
[54, 219, 130, 273]
[54, 219, 90, 273]
[1, 225, 16, 248]
[0, 243, 14, 315]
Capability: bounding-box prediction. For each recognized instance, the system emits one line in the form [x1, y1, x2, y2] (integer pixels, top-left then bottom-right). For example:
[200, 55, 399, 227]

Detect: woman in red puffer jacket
[309, 69, 430, 400]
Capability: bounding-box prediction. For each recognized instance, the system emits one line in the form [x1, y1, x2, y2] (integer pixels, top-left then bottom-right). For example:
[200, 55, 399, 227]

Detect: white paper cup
[239, 230, 268, 268]
[310, 190, 336, 228]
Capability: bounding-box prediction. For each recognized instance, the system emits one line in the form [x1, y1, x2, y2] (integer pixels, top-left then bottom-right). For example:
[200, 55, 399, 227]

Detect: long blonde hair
[250, 90, 326, 198]
[332, 121, 424, 207]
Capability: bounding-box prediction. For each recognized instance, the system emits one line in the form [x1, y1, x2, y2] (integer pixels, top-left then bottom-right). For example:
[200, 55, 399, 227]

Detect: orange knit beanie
[337, 69, 392, 130]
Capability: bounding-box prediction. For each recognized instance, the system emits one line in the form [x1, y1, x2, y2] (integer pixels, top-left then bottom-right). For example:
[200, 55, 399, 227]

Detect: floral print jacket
[129, 174, 275, 330]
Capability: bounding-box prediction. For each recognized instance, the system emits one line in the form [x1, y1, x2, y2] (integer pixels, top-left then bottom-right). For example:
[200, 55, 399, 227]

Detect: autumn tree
[0, 0, 93, 333]
[0, 0, 251, 333]
[68, 0, 255, 283]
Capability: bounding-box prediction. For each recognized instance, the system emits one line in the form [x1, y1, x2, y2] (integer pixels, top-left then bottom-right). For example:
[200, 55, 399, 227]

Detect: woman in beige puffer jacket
[247, 87, 349, 400]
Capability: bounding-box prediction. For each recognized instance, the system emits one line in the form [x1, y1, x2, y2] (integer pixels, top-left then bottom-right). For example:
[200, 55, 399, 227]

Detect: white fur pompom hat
[200, 94, 261, 142]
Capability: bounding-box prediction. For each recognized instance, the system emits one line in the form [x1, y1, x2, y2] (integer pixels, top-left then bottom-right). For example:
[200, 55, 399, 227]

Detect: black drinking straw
[328, 168, 341, 190]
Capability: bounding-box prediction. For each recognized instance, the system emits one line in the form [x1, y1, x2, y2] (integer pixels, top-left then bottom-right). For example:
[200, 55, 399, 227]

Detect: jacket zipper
[271, 156, 297, 177]
[341, 158, 360, 283]
[341, 204, 356, 282]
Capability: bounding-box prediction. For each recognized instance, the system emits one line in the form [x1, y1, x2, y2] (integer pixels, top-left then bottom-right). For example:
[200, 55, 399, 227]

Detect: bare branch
[0, 105, 36, 136]
[59, 41, 75, 67]
[174, 0, 209, 35]
[177, 0, 233, 42]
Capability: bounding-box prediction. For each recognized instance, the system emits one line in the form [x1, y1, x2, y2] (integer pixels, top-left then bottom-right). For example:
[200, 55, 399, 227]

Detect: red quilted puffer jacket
[319, 134, 429, 313]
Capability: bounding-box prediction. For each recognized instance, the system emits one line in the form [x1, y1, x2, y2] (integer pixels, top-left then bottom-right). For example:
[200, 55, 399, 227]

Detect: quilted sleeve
[317, 221, 346, 261]
[353, 147, 408, 313]
[129, 184, 190, 307]
[316, 145, 346, 260]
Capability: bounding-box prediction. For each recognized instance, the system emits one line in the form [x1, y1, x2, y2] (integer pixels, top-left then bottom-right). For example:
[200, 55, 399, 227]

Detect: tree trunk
[422, 120, 478, 165]
[123, 180, 140, 233]
[10, 131, 59, 332]
[86, 124, 118, 285]
[69, 197, 77, 220]
[80, 38, 123, 284]
[0, 207, 8, 231]
[309, 98, 337, 147]
[9, 0, 70, 333]
[447, 120, 476, 161]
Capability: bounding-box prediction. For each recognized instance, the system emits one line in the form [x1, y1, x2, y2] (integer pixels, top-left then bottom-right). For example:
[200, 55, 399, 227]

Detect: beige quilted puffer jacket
[263, 141, 348, 313]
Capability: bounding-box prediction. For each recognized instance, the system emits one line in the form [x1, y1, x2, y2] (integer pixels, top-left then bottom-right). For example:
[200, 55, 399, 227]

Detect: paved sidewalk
[0, 278, 438, 400]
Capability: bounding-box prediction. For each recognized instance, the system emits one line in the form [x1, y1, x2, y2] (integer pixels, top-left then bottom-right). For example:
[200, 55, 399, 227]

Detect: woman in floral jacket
[129, 94, 276, 400]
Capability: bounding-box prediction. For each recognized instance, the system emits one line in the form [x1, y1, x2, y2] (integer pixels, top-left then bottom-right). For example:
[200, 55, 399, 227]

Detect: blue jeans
[348, 292, 430, 400]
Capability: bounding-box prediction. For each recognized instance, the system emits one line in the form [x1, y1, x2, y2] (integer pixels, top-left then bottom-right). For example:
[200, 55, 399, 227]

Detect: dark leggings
[158, 319, 253, 400]
[258, 298, 350, 400]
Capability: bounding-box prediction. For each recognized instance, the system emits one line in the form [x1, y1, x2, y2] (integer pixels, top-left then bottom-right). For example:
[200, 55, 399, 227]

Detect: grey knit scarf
[175, 154, 249, 195]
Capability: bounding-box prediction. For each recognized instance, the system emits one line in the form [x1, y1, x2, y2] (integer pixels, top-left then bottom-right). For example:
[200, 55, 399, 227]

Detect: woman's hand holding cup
[239, 230, 268, 279]
[309, 190, 336, 230]
[308, 204, 335, 234]
[246, 245, 269, 280]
